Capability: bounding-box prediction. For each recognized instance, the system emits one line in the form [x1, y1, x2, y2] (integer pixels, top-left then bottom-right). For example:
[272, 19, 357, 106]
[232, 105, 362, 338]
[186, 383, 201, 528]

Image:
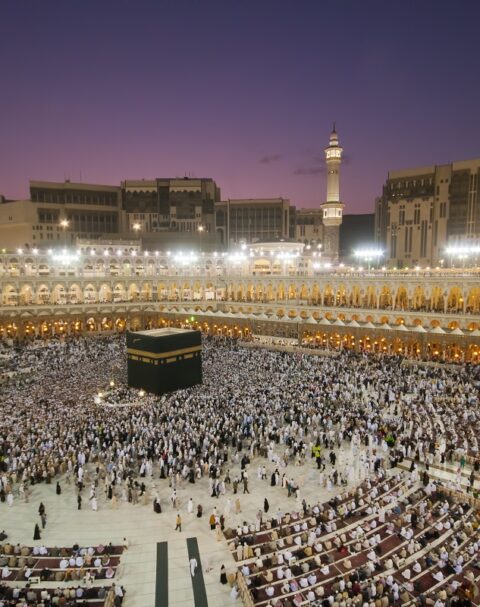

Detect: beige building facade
[214, 198, 293, 245]
[0, 250, 478, 362]
[376, 158, 480, 267]
[0, 181, 125, 250]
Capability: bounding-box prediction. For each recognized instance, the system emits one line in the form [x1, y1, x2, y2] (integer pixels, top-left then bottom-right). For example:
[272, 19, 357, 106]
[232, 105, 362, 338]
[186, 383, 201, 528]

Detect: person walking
[33, 524, 41, 541]
[264, 497, 270, 513]
[77, 495, 82, 510]
[190, 557, 197, 577]
[220, 564, 227, 585]
[40, 512, 47, 529]
[175, 513, 182, 532]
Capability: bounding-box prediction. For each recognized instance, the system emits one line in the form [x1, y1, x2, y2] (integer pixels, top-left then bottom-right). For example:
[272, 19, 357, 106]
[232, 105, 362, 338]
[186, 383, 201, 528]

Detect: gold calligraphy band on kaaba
[126, 345, 201, 359]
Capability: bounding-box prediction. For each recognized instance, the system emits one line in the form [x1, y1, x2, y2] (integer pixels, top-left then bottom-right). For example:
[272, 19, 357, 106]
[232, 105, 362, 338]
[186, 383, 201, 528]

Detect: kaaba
[126, 328, 202, 396]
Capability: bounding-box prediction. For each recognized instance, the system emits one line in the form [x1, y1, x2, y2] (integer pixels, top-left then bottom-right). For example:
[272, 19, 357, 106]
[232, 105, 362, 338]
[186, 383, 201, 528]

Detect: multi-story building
[0, 127, 345, 255]
[214, 198, 293, 245]
[375, 159, 480, 267]
[0, 180, 124, 249]
[0, 247, 478, 362]
[294, 208, 323, 244]
[122, 177, 220, 235]
[0, 177, 222, 251]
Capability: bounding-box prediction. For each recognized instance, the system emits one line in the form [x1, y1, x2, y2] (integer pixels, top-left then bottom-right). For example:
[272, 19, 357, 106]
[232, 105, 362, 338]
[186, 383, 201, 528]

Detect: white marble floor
[0, 444, 363, 607]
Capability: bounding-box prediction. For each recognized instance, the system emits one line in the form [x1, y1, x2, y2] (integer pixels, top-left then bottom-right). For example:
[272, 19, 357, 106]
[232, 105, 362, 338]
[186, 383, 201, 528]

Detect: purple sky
[2, 1, 480, 213]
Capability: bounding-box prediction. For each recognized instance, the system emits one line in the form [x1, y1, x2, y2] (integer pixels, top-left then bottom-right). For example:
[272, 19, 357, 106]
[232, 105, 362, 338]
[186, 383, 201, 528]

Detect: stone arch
[299, 284, 309, 301]
[71, 319, 83, 334]
[19, 284, 34, 305]
[86, 317, 97, 331]
[378, 285, 393, 310]
[363, 285, 376, 308]
[447, 286, 463, 312]
[52, 284, 67, 304]
[36, 284, 51, 305]
[98, 283, 113, 303]
[141, 282, 153, 302]
[2, 285, 18, 306]
[350, 285, 362, 307]
[255, 283, 264, 302]
[23, 320, 36, 338]
[101, 316, 113, 331]
[430, 286, 444, 312]
[130, 316, 142, 331]
[128, 283, 140, 302]
[83, 284, 97, 303]
[40, 319, 52, 336]
[192, 281, 203, 300]
[311, 283, 321, 304]
[277, 282, 286, 301]
[412, 285, 426, 311]
[335, 283, 347, 306]
[287, 284, 297, 300]
[68, 284, 82, 304]
[466, 287, 480, 314]
[156, 282, 167, 300]
[395, 286, 408, 310]
[113, 283, 127, 302]
[115, 317, 126, 332]
[53, 319, 68, 336]
[323, 284, 334, 306]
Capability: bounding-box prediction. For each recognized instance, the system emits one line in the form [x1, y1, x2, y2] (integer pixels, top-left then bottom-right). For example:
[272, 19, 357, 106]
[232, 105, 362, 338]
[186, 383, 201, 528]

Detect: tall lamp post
[198, 225, 204, 252]
[60, 218, 70, 247]
[353, 248, 383, 270]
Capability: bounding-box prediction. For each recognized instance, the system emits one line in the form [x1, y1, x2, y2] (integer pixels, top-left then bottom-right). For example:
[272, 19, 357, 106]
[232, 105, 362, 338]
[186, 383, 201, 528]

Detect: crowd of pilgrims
[0, 334, 479, 508]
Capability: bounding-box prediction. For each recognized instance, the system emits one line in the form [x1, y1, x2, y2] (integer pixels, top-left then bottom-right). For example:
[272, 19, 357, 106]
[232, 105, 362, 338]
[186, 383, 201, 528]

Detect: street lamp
[133, 222, 141, 234]
[353, 248, 383, 270]
[60, 218, 70, 246]
[198, 225, 204, 252]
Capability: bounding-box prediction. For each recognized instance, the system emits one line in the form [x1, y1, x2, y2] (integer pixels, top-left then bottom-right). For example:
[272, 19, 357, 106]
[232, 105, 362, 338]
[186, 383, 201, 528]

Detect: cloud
[293, 152, 352, 176]
[259, 153, 282, 164]
[293, 165, 325, 176]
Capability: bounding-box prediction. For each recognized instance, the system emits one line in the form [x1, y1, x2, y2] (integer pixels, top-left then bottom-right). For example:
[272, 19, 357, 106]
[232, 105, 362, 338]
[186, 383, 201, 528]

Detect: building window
[391, 233, 397, 258]
[420, 220, 428, 258]
[414, 205, 420, 225]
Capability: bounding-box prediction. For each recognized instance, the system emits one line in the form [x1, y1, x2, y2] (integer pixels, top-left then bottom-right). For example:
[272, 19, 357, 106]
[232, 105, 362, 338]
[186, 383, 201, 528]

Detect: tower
[320, 124, 344, 261]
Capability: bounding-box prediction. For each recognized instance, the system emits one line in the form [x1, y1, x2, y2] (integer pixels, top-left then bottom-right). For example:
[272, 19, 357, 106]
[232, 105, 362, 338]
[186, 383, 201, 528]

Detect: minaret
[320, 124, 344, 261]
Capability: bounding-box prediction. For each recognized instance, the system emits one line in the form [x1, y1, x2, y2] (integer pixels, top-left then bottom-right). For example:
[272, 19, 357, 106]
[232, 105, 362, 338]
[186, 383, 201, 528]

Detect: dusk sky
[2, 0, 480, 213]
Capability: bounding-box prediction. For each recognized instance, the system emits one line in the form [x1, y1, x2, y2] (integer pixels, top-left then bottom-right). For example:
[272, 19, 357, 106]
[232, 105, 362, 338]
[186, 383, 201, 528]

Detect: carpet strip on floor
[156, 542, 169, 607]
[186, 536, 209, 607]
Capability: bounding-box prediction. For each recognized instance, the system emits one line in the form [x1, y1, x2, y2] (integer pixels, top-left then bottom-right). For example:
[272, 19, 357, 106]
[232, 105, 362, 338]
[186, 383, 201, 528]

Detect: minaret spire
[320, 126, 345, 262]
